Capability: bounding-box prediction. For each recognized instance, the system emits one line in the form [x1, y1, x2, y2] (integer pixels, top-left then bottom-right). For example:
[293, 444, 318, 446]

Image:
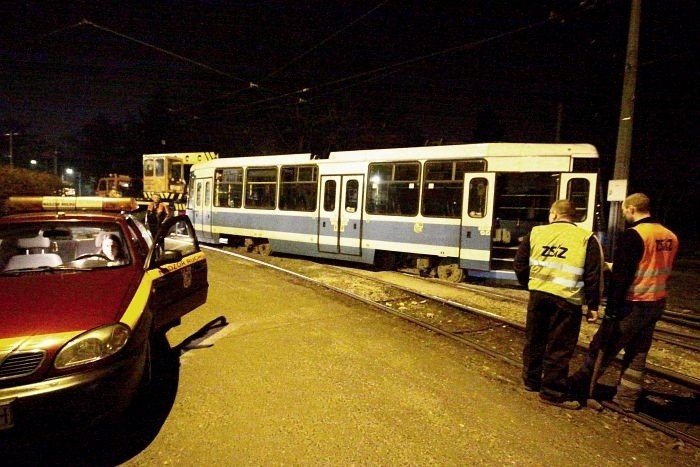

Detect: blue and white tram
[187, 143, 599, 282]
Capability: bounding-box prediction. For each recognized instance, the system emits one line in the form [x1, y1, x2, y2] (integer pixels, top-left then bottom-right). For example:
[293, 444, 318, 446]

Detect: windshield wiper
[0, 265, 91, 275]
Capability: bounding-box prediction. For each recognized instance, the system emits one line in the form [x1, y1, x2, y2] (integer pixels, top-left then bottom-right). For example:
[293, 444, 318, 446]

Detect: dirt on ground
[253, 252, 699, 465]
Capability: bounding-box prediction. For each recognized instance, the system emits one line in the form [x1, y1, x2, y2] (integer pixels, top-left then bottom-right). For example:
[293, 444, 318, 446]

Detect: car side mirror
[156, 249, 183, 266]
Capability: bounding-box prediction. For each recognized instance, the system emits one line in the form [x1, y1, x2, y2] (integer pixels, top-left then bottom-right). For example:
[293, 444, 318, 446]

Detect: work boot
[612, 395, 637, 413]
[567, 370, 591, 399]
[523, 379, 540, 392]
[539, 394, 581, 410]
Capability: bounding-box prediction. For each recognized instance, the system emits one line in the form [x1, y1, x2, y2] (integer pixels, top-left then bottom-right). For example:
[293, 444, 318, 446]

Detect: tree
[0, 166, 63, 207]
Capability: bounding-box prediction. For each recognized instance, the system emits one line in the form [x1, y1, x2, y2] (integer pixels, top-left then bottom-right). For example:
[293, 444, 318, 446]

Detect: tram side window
[280, 165, 318, 212]
[422, 159, 486, 218]
[566, 178, 590, 222]
[366, 162, 419, 216]
[245, 167, 277, 209]
[323, 180, 336, 211]
[204, 180, 211, 207]
[345, 179, 359, 213]
[215, 168, 243, 208]
[467, 178, 488, 218]
[187, 176, 197, 209]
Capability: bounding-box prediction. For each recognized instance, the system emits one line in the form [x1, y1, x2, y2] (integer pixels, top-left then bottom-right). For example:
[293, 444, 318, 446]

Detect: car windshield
[0, 221, 131, 272]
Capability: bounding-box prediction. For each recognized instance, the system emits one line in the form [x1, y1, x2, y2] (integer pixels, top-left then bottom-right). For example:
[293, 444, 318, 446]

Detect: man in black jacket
[568, 193, 678, 411]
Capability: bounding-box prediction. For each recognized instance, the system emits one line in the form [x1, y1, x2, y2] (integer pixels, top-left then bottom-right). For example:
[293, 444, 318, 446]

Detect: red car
[0, 196, 208, 432]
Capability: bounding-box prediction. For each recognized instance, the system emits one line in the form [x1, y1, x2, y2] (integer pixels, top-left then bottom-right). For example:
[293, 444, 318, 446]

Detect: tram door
[192, 178, 214, 242]
[559, 173, 598, 231]
[459, 173, 496, 271]
[318, 175, 364, 255]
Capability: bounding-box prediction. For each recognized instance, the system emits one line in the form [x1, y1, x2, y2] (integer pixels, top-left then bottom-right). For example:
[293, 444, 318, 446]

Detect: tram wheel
[437, 263, 464, 282]
[243, 238, 255, 252]
[256, 242, 272, 256]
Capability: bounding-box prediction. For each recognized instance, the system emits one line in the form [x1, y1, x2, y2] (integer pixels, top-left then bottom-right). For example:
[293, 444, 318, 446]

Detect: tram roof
[189, 143, 598, 171]
[328, 142, 598, 161]
[193, 153, 314, 169]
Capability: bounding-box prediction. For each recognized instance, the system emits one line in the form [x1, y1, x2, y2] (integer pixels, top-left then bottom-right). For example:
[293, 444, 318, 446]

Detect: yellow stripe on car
[119, 251, 206, 328]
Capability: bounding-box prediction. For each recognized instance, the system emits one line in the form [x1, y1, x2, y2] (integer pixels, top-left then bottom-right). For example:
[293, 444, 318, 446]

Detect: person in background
[514, 199, 602, 409]
[146, 194, 171, 238]
[568, 193, 678, 412]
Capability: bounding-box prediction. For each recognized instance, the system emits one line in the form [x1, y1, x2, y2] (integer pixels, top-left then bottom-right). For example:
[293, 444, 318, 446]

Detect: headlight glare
[54, 324, 131, 369]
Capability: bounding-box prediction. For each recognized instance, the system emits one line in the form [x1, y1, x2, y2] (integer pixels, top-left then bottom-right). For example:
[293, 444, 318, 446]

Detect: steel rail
[205, 246, 699, 447]
[404, 273, 700, 350]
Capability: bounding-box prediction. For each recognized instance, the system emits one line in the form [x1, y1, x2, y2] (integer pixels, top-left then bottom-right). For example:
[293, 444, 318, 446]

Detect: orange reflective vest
[626, 223, 678, 301]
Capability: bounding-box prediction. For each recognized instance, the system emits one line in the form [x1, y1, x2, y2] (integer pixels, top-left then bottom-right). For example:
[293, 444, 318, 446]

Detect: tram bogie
[188, 143, 599, 282]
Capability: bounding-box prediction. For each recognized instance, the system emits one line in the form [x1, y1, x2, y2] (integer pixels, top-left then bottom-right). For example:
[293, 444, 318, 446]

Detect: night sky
[1, 0, 698, 245]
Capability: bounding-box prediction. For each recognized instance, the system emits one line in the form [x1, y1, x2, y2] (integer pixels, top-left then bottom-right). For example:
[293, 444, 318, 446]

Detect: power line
[264, 0, 393, 80]
[178, 1, 392, 116]
[81, 19, 249, 83]
[36, 19, 307, 112]
[232, 2, 600, 116]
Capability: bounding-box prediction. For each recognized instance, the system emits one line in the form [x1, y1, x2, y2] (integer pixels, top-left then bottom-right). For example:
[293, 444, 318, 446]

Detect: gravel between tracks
[266, 255, 699, 380]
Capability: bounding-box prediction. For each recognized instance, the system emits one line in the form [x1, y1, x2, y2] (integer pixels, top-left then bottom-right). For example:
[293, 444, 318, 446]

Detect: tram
[186, 143, 599, 281]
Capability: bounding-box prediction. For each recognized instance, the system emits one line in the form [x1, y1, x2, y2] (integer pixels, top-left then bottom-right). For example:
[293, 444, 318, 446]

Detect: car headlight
[54, 324, 131, 369]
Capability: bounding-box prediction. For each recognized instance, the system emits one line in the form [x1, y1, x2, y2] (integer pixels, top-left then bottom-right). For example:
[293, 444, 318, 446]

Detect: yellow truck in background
[95, 174, 143, 198]
[142, 152, 219, 211]
[96, 152, 219, 212]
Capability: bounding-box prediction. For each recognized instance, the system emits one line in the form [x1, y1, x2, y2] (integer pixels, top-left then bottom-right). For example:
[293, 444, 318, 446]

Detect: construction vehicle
[95, 174, 143, 198]
[142, 152, 219, 211]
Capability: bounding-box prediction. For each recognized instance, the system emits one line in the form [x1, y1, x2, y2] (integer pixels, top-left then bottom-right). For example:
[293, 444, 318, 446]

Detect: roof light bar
[6, 196, 139, 213]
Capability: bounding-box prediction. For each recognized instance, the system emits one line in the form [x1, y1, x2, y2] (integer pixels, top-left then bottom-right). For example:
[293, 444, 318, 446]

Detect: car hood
[0, 267, 142, 340]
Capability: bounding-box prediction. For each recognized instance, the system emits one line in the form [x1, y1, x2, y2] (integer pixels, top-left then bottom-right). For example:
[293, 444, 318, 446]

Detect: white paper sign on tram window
[607, 179, 628, 202]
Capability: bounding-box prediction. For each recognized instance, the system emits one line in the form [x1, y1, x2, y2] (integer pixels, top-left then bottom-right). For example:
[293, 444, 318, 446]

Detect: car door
[145, 215, 209, 331]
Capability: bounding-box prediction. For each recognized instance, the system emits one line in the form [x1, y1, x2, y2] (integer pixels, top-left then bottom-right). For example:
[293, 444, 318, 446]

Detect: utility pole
[606, 0, 641, 259]
[555, 102, 564, 143]
[4, 132, 20, 168]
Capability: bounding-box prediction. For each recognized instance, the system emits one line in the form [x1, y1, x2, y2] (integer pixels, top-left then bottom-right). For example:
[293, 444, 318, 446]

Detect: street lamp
[65, 167, 82, 196]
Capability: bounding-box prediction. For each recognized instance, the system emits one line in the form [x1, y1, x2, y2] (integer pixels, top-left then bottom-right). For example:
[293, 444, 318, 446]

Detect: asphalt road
[3, 248, 696, 466]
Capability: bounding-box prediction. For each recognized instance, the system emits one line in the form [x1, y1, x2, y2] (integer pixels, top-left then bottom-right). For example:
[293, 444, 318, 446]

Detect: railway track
[211, 246, 699, 448]
[407, 271, 700, 352]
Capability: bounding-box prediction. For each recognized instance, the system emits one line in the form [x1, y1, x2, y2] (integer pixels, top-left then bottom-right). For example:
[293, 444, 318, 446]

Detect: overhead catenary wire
[68, 19, 307, 107]
[21, 3, 598, 120]
[173, 0, 392, 116]
[199, 2, 601, 118]
[264, 0, 393, 80]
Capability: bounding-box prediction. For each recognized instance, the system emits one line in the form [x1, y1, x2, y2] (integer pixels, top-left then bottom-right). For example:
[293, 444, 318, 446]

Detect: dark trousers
[570, 300, 664, 406]
[522, 291, 582, 399]
[148, 223, 159, 239]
